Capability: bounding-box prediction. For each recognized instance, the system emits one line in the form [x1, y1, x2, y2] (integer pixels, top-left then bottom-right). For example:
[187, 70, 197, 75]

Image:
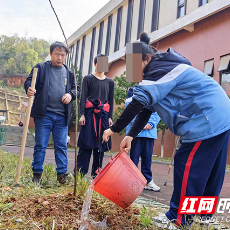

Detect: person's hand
[120, 136, 133, 152]
[79, 115, 85, 126]
[62, 93, 72, 104]
[109, 118, 113, 126]
[144, 124, 153, 130]
[103, 128, 114, 142]
[27, 87, 36, 97]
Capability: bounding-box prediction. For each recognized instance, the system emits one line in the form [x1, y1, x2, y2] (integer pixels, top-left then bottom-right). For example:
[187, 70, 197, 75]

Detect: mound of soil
[2, 193, 141, 230]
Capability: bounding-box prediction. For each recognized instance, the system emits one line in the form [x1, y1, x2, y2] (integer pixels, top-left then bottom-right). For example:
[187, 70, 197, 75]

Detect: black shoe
[57, 173, 72, 185]
[32, 172, 42, 185]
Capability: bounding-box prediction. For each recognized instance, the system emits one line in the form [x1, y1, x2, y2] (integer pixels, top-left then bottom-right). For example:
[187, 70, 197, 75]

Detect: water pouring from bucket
[79, 186, 94, 230]
[89, 149, 147, 209]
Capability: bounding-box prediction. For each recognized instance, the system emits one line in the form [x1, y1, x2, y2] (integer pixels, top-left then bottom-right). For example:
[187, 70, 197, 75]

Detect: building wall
[92, 26, 99, 72]
[65, 0, 220, 76]
[102, 19, 108, 54]
[120, 3, 128, 48]
[186, 0, 199, 14]
[65, 0, 230, 163]
[158, 0, 178, 29]
[130, 0, 140, 42]
[153, 7, 230, 85]
[107, 8, 230, 164]
[144, 0, 154, 34]
[110, 11, 118, 55]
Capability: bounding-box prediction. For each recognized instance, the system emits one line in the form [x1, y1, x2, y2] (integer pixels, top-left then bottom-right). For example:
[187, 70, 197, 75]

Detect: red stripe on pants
[176, 141, 202, 226]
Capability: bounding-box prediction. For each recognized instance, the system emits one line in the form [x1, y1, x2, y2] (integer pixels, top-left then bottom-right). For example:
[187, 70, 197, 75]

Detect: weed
[139, 205, 153, 228]
[74, 171, 91, 196]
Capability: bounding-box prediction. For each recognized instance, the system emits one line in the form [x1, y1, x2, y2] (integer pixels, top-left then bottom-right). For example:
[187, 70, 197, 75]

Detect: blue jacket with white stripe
[133, 48, 230, 143]
[125, 87, 160, 139]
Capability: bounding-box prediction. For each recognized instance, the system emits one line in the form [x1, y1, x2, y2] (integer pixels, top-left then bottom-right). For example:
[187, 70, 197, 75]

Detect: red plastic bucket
[90, 150, 147, 209]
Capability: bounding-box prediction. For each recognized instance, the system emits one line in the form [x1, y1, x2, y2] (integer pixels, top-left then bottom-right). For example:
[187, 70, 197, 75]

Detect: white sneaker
[144, 180, 160, 191]
[153, 214, 178, 230]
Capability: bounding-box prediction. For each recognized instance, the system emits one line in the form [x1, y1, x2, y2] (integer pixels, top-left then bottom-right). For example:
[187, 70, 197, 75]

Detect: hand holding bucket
[103, 129, 133, 152]
[90, 149, 147, 209]
[95, 130, 146, 209]
[103, 128, 114, 142]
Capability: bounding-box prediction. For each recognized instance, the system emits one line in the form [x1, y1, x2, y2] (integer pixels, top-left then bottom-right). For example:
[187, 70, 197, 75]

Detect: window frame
[105, 14, 113, 56]
[97, 21, 104, 55]
[79, 35, 86, 73]
[74, 40, 80, 67]
[218, 54, 230, 72]
[125, 0, 134, 45]
[114, 6, 123, 52]
[203, 58, 214, 77]
[219, 54, 230, 93]
[177, 0, 187, 19]
[151, 0, 160, 32]
[137, 0, 146, 39]
[88, 27, 96, 74]
[199, 0, 208, 7]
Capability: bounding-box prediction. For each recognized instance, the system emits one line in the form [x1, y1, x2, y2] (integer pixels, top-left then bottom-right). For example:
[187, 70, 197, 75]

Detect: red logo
[178, 197, 218, 214]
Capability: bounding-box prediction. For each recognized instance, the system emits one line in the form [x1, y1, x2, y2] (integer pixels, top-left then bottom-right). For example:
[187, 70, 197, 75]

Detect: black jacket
[24, 61, 80, 125]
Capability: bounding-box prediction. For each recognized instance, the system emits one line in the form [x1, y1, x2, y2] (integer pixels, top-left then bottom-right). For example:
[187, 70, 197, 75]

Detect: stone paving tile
[134, 196, 230, 230]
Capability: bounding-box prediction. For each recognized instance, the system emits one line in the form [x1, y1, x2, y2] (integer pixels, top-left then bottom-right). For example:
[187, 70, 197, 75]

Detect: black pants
[77, 147, 104, 177]
[130, 137, 155, 183]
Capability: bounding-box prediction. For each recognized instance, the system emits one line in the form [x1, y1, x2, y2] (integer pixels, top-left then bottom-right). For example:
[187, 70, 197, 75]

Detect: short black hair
[94, 54, 107, 65]
[50, 41, 69, 54]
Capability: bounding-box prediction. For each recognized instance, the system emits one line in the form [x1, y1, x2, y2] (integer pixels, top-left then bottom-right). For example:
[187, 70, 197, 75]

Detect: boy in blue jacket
[126, 87, 161, 191]
[103, 33, 230, 229]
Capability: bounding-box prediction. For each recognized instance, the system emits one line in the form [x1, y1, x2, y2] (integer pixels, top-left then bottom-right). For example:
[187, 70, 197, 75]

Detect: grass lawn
[0, 149, 226, 230]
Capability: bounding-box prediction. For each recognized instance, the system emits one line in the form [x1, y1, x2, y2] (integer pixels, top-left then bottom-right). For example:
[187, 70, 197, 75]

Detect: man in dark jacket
[24, 41, 79, 185]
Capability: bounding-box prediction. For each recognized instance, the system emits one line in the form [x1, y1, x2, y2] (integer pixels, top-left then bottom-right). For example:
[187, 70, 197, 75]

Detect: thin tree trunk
[48, 0, 78, 195]
[161, 128, 165, 158]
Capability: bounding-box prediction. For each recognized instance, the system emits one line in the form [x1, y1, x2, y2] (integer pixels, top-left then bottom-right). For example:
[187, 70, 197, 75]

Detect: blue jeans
[32, 112, 68, 175]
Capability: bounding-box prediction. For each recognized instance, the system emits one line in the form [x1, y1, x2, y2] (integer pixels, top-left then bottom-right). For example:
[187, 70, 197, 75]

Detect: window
[68, 45, 74, 68]
[199, 0, 208, 7]
[114, 6, 123, 52]
[105, 14, 113, 56]
[97, 21, 104, 55]
[137, 0, 146, 39]
[218, 54, 230, 72]
[66, 46, 73, 68]
[79, 35, 86, 73]
[177, 0, 186, 18]
[221, 72, 230, 92]
[151, 0, 160, 32]
[218, 54, 230, 92]
[88, 27, 96, 74]
[125, 0, 134, 45]
[75, 40, 80, 67]
[65, 54, 69, 66]
[203, 59, 214, 77]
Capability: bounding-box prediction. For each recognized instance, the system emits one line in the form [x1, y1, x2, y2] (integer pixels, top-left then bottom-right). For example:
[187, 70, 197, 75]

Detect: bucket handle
[95, 167, 102, 175]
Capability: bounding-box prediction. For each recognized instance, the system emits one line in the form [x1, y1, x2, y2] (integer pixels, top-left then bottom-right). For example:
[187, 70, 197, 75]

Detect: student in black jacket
[77, 54, 114, 178]
[24, 41, 79, 185]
